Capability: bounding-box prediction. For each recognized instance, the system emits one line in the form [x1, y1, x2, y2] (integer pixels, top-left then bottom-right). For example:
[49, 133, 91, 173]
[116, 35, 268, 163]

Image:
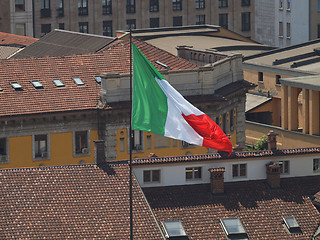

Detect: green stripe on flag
[132, 43, 168, 135]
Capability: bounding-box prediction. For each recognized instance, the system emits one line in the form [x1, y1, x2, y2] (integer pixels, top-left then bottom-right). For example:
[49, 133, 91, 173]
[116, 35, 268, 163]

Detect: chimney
[208, 167, 226, 194]
[94, 140, 106, 165]
[266, 162, 281, 188]
[267, 130, 278, 151]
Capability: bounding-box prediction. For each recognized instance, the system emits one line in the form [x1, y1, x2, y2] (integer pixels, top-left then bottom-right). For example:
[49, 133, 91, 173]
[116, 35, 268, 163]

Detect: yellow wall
[2, 130, 98, 169]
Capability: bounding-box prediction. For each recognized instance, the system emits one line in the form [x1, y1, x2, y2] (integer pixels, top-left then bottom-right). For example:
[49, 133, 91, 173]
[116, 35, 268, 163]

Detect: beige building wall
[28, 0, 254, 38]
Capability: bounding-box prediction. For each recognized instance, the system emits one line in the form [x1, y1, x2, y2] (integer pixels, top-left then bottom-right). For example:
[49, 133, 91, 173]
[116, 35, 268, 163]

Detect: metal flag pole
[129, 28, 133, 240]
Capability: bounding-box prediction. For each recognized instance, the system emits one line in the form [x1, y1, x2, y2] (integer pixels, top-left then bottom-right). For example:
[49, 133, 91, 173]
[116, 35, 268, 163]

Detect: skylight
[10, 82, 22, 90]
[94, 76, 101, 84]
[155, 60, 168, 68]
[31, 80, 43, 89]
[73, 77, 84, 86]
[162, 221, 187, 239]
[0, 87, 2, 92]
[283, 217, 301, 234]
[53, 79, 65, 87]
[220, 218, 248, 239]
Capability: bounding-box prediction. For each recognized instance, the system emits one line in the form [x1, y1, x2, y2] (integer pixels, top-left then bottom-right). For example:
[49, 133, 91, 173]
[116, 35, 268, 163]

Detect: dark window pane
[103, 21, 113, 36]
[186, 167, 193, 179]
[240, 164, 246, 176]
[150, 18, 160, 28]
[219, 0, 228, 8]
[219, 13, 228, 29]
[172, 0, 182, 10]
[195, 0, 205, 9]
[143, 170, 151, 182]
[152, 170, 160, 182]
[241, 12, 251, 31]
[126, 0, 135, 13]
[0, 138, 6, 155]
[194, 167, 202, 179]
[75, 131, 88, 154]
[173, 16, 182, 26]
[41, 24, 51, 34]
[232, 164, 238, 177]
[150, 0, 159, 12]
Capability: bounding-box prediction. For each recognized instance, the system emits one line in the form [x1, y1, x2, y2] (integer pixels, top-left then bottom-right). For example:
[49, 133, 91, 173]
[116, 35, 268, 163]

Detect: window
[102, 0, 112, 14]
[75, 130, 89, 154]
[162, 221, 187, 239]
[31, 80, 44, 89]
[279, 21, 283, 36]
[79, 22, 88, 33]
[241, 12, 250, 31]
[143, 170, 160, 183]
[53, 79, 65, 87]
[41, 24, 51, 35]
[314, 159, 320, 172]
[196, 0, 205, 9]
[103, 21, 112, 36]
[133, 130, 142, 150]
[78, 0, 88, 16]
[11, 82, 22, 90]
[241, 0, 250, 6]
[58, 23, 65, 30]
[15, 0, 25, 11]
[172, 0, 182, 10]
[40, 0, 51, 18]
[219, 13, 228, 29]
[173, 16, 182, 26]
[318, 24, 320, 38]
[258, 71, 263, 82]
[279, 160, 289, 174]
[186, 167, 202, 180]
[279, 0, 283, 8]
[286, 0, 290, 9]
[229, 108, 235, 132]
[283, 217, 301, 234]
[318, 0, 320, 11]
[34, 134, 48, 159]
[222, 113, 227, 133]
[232, 163, 247, 178]
[126, 19, 136, 30]
[15, 23, 26, 36]
[196, 15, 205, 25]
[150, 0, 159, 12]
[94, 76, 101, 84]
[73, 77, 84, 86]
[57, 0, 64, 17]
[287, 22, 291, 38]
[220, 218, 247, 239]
[0, 138, 8, 163]
[276, 75, 281, 85]
[126, 0, 135, 13]
[219, 0, 228, 8]
[150, 18, 160, 28]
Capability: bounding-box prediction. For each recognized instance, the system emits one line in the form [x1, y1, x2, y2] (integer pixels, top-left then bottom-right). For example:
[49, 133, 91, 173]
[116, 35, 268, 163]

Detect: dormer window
[161, 220, 187, 239]
[220, 218, 248, 239]
[283, 217, 302, 234]
[11, 82, 23, 90]
[53, 79, 65, 87]
[73, 77, 84, 86]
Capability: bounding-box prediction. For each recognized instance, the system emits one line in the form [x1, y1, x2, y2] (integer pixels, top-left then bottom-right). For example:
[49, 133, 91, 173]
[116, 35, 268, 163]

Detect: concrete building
[0, 0, 255, 39]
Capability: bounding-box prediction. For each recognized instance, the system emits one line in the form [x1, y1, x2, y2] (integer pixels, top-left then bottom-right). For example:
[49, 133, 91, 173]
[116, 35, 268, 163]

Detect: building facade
[0, 0, 255, 39]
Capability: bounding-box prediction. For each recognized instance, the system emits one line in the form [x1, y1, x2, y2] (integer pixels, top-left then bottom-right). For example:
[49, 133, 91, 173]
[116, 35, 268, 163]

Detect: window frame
[143, 169, 161, 183]
[33, 134, 50, 160]
[276, 75, 281, 85]
[172, 0, 182, 11]
[219, 13, 228, 29]
[126, 19, 136, 30]
[73, 130, 90, 156]
[195, 0, 205, 9]
[102, 0, 112, 15]
[286, 22, 291, 38]
[279, 0, 283, 9]
[173, 16, 183, 26]
[41, 24, 51, 35]
[132, 130, 143, 150]
[57, 0, 64, 17]
[78, 0, 88, 16]
[196, 15, 205, 25]
[258, 71, 264, 82]
[150, 17, 160, 28]
[278, 160, 289, 174]
[286, 0, 291, 10]
[241, 12, 251, 31]
[126, 0, 136, 13]
[150, 0, 159, 12]
[79, 22, 89, 33]
[40, 0, 51, 18]
[232, 163, 247, 178]
[15, 0, 25, 11]
[185, 166, 202, 181]
[218, 0, 228, 8]
[241, 0, 250, 7]
[313, 158, 320, 172]
[279, 21, 283, 37]
[0, 137, 9, 163]
[103, 20, 113, 36]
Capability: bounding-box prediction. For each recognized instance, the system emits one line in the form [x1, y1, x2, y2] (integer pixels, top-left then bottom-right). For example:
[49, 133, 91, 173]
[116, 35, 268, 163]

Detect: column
[310, 90, 320, 135]
[288, 86, 298, 131]
[281, 85, 288, 130]
[302, 88, 309, 134]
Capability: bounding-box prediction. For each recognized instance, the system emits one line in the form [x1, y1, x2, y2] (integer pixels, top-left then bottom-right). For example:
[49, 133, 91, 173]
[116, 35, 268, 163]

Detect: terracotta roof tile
[0, 32, 38, 47]
[144, 176, 320, 239]
[0, 164, 162, 239]
[0, 38, 199, 117]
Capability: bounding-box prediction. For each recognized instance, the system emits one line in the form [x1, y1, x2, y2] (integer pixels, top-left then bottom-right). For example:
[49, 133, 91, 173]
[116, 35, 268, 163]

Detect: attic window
[31, 80, 43, 89]
[283, 217, 302, 234]
[94, 76, 101, 84]
[155, 61, 168, 68]
[11, 82, 23, 90]
[0, 87, 2, 92]
[73, 77, 84, 86]
[53, 79, 65, 87]
[162, 220, 187, 239]
[220, 218, 248, 239]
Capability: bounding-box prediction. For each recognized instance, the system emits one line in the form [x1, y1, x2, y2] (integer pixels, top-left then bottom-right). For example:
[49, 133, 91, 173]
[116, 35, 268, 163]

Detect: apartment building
[0, 0, 254, 39]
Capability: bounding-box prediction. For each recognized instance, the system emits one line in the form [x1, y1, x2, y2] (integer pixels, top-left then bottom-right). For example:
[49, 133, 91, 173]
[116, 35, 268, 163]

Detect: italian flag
[132, 43, 232, 155]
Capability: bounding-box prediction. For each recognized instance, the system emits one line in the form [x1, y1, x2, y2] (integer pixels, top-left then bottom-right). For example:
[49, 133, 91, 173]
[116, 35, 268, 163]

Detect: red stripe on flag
[182, 113, 232, 155]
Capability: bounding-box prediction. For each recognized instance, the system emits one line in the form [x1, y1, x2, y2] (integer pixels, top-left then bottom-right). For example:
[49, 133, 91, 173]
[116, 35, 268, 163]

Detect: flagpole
[129, 28, 133, 240]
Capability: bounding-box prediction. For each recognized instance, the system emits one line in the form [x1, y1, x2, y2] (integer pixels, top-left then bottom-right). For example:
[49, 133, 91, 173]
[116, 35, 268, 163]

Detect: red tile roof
[0, 39, 199, 117]
[143, 176, 320, 239]
[0, 32, 38, 47]
[132, 147, 320, 165]
[0, 164, 162, 239]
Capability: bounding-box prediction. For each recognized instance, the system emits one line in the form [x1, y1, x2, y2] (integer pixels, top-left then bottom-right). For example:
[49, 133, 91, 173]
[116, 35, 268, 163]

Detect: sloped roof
[144, 176, 320, 239]
[0, 32, 38, 47]
[0, 46, 21, 59]
[13, 29, 115, 58]
[0, 39, 198, 118]
[0, 164, 162, 239]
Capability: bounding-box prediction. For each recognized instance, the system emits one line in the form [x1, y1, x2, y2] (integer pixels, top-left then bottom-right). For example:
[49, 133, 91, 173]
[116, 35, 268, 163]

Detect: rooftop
[0, 32, 38, 47]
